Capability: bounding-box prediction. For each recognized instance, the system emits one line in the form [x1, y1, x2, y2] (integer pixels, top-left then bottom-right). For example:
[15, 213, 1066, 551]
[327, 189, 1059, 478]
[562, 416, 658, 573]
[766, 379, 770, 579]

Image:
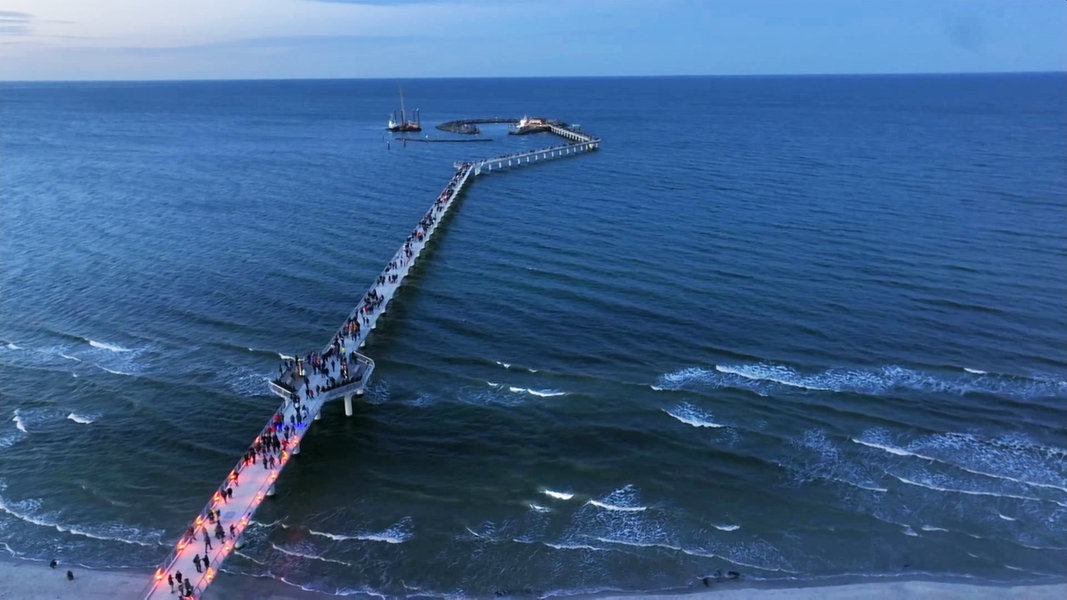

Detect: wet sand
[2, 557, 1064, 600]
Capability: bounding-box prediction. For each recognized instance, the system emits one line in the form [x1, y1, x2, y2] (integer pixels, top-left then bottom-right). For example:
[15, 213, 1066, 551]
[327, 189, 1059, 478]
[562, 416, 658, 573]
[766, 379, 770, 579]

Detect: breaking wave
[0, 487, 157, 547]
[542, 489, 574, 501]
[88, 339, 131, 353]
[269, 542, 352, 566]
[12, 410, 27, 434]
[66, 412, 96, 425]
[657, 363, 1067, 400]
[662, 402, 724, 428]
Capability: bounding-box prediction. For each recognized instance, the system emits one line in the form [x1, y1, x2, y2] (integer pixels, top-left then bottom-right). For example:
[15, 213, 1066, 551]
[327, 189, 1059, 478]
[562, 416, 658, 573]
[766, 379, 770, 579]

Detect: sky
[0, 0, 1064, 80]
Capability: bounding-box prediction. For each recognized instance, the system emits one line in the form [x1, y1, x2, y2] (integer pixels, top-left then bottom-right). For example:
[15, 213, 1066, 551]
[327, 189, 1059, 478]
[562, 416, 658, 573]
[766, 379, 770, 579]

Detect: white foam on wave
[5, 343, 21, 350]
[649, 385, 664, 391]
[507, 386, 566, 397]
[544, 541, 607, 551]
[12, 410, 27, 434]
[663, 362, 1067, 401]
[902, 525, 919, 537]
[528, 503, 551, 513]
[586, 499, 647, 512]
[278, 352, 294, 360]
[269, 542, 351, 566]
[66, 413, 95, 425]
[715, 363, 835, 391]
[495, 361, 512, 369]
[713, 523, 740, 532]
[0, 492, 155, 547]
[59, 353, 81, 362]
[998, 513, 1017, 522]
[95, 364, 132, 376]
[920, 525, 950, 532]
[853, 433, 1067, 494]
[662, 403, 724, 428]
[888, 473, 1046, 504]
[542, 489, 574, 501]
[852, 438, 921, 458]
[311, 517, 413, 545]
[88, 339, 131, 353]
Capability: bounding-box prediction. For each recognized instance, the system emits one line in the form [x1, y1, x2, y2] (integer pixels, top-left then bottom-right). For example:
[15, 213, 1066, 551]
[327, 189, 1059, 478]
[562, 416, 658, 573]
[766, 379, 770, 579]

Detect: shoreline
[1, 556, 1064, 600]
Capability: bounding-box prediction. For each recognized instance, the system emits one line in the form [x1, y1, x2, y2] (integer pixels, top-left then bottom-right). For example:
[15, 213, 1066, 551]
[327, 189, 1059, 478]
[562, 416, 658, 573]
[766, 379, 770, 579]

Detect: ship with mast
[387, 88, 421, 133]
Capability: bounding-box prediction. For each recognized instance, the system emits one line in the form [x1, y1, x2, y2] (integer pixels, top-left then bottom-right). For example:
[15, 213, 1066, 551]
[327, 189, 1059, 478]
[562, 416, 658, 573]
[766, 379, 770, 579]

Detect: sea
[1, 74, 1065, 598]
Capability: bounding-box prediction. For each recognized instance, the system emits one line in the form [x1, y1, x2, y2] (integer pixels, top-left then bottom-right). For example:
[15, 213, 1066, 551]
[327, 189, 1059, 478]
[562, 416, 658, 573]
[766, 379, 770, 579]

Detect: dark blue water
[1, 74, 1065, 597]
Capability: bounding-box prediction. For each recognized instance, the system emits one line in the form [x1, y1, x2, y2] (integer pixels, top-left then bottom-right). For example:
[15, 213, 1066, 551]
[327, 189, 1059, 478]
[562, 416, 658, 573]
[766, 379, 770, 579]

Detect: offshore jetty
[142, 119, 599, 599]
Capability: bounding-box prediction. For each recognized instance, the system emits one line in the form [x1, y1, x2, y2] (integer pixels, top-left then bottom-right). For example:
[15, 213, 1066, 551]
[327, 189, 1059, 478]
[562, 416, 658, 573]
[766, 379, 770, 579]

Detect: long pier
[142, 119, 598, 599]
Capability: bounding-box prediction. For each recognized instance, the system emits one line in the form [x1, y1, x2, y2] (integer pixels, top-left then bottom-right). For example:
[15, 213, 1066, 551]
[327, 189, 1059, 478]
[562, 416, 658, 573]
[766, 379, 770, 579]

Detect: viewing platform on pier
[145, 115, 597, 599]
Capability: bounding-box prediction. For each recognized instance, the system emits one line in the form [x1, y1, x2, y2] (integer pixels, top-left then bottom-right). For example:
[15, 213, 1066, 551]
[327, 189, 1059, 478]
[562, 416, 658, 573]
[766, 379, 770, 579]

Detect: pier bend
[141, 119, 599, 599]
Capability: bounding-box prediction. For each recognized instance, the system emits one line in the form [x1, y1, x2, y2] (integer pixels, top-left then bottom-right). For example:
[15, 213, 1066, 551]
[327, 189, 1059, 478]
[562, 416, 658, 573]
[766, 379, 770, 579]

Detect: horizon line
[2, 70, 1065, 85]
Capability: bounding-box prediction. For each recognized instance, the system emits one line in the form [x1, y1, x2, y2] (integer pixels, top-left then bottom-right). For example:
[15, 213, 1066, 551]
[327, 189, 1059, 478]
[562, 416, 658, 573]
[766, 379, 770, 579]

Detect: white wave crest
[853, 433, 1067, 494]
[59, 353, 81, 362]
[95, 364, 132, 376]
[713, 523, 740, 531]
[495, 361, 512, 369]
[12, 411, 27, 434]
[528, 503, 551, 513]
[663, 403, 724, 428]
[542, 489, 574, 501]
[88, 339, 131, 353]
[544, 541, 607, 551]
[0, 494, 155, 547]
[963, 367, 987, 375]
[998, 513, 1017, 521]
[5, 343, 21, 350]
[67, 413, 96, 425]
[269, 542, 351, 566]
[661, 362, 1067, 401]
[889, 473, 1045, 504]
[586, 499, 647, 512]
[920, 525, 949, 532]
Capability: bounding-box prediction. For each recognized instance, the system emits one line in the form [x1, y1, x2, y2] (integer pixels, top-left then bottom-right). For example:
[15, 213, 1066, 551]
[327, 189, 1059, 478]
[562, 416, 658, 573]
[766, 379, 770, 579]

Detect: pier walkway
[143, 120, 597, 599]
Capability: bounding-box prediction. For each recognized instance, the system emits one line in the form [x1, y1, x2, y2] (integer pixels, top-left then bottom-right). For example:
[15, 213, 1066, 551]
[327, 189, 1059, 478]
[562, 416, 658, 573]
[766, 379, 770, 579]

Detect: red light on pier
[155, 568, 164, 580]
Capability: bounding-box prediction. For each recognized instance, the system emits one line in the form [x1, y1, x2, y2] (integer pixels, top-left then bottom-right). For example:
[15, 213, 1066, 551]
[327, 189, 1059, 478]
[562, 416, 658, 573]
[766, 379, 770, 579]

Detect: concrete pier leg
[292, 444, 301, 455]
[266, 484, 276, 497]
[344, 393, 353, 417]
[314, 411, 322, 421]
[356, 388, 364, 397]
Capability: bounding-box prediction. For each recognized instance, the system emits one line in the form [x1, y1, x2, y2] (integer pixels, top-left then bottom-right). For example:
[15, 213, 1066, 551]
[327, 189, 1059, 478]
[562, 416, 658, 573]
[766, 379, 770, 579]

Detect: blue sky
[0, 0, 1063, 80]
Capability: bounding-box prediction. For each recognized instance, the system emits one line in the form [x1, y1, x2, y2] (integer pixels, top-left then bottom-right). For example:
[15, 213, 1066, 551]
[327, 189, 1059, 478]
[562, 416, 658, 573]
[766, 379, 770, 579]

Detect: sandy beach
[2, 557, 1064, 600]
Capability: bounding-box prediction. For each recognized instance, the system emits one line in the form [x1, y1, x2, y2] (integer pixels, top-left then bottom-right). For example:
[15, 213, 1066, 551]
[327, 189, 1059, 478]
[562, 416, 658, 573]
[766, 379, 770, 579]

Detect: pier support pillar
[344, 393, 353, 417]
[266, 484, 276, 497]
[292, 444, 301, 455]
[314, 411, 322, 422]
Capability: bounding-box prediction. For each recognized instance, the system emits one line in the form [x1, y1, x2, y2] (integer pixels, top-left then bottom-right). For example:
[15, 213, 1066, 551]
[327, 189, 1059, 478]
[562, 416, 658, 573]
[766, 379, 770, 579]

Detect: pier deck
[144, 119, 597, 599]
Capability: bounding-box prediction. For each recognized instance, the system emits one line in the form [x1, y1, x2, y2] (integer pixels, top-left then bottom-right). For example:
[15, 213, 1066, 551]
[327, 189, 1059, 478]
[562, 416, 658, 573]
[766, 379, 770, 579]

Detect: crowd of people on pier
[153, 163, 476, 598]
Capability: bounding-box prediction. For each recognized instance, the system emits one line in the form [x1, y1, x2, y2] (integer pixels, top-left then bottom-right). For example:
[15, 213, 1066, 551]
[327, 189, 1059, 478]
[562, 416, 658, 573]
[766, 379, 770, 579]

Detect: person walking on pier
[203, 529, 212, 551]
[229, 523, 236, 539]
[215, 521, 225, 541]
[168, 573, 175, 593]
[175, 570, 183, 587]
[192, 553, 202, 573]
[203, 554, 210, 571]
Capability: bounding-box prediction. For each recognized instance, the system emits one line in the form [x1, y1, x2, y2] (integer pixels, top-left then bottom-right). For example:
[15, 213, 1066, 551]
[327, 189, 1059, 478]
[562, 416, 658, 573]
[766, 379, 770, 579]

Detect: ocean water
[1, 74, 1065, 597]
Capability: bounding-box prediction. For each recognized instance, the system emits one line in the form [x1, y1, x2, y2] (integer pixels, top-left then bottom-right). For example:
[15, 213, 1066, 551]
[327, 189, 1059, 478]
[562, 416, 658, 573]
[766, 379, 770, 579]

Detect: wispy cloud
[0, 10, 31, 36]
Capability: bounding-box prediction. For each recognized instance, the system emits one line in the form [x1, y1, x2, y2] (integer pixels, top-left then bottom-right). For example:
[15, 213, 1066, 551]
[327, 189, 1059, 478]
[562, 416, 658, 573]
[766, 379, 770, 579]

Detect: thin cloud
[0, 10, 31, 36]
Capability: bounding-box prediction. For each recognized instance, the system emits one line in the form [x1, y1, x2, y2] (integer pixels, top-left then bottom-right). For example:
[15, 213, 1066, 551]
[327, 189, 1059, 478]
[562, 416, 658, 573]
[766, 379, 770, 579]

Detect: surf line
[141, 119, 600, 600]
